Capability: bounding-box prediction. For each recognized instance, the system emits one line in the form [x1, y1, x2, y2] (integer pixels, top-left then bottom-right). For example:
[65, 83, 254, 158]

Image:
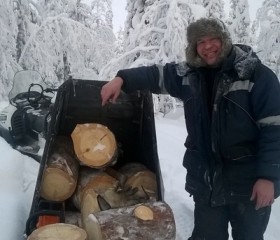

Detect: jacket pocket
[183, 149, 211, 196]
[222, 145, 257, 162]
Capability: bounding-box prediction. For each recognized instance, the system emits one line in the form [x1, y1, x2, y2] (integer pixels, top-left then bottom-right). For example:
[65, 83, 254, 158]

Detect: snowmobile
[0, 70, 57, 162]
[25, 78, 176, 239]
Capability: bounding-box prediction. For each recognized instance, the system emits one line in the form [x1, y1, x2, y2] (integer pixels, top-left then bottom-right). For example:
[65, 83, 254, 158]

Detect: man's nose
[204, 41, 212, 49]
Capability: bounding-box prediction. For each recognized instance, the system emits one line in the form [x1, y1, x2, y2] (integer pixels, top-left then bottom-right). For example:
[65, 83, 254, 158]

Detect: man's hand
[250, 179, 274, 210]
[101, 77, 124, 106]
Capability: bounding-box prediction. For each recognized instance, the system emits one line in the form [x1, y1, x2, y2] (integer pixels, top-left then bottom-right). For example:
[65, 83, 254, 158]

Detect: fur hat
[185, 18, 232, 67]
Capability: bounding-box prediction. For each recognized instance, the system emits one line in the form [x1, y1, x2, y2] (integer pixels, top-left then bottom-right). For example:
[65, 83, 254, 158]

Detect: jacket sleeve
[250, 64, 280, 181]
[116, 65, 162, 94]
[116, 63, 186, 99]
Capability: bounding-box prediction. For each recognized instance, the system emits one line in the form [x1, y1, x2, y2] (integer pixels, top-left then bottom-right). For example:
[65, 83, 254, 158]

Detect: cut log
[134, 205, 154, 220]
[40, 137, 79, 201]
[27, 223, 87, 240]
[71, 123, 117, 168]
[83, 201, 176, 240]
[72, 167, 119, 210]
[119, 162, 158, 201]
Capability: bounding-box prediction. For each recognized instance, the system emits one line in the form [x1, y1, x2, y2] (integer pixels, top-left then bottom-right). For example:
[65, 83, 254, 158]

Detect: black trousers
[188, 200, 271, 240]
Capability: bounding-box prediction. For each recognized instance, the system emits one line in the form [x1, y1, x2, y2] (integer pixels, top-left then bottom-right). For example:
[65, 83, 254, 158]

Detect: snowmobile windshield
[8, 70, 54, 106]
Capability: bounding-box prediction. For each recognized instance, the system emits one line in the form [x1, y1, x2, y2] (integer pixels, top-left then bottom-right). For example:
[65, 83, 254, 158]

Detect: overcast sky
[111, 0, 264, 33]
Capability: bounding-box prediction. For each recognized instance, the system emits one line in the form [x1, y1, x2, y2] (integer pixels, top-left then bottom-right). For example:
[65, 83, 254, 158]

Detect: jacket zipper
[199, 74, 214, 190]
[223, 95, 259, 128]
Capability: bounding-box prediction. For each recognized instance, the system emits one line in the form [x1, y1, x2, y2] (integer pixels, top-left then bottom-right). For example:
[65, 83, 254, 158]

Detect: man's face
[196, 36, 222, 66]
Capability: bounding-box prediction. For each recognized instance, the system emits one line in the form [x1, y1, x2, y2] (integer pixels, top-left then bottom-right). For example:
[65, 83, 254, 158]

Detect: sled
[25, 78, 176, 239]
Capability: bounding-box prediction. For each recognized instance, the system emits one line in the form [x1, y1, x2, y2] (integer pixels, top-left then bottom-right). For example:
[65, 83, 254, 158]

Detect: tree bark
[40, 136, 79, 201]
[83, 201, 176, 240]
[27, 223, 87, 240]
[71, 123, 117, 168]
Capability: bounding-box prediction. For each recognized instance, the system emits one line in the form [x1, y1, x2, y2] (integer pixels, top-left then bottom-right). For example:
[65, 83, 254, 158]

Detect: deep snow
[0, 102, 279, 239]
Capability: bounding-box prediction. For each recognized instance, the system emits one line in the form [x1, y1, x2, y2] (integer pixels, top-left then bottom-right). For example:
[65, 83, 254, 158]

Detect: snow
[0, 103, 279, 239]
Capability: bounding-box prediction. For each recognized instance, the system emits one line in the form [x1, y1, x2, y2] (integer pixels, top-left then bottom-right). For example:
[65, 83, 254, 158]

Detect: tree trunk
[83, 201, 176, 240]
[40, 136, 79, 201]
[71, 123, 117, 168]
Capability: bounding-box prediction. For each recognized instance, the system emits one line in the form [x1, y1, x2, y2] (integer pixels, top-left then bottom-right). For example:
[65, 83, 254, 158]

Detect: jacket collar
[221, 44, 260, 79]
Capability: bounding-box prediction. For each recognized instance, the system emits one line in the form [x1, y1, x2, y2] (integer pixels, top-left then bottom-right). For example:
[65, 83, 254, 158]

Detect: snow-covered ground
[0, 102, 279, 239]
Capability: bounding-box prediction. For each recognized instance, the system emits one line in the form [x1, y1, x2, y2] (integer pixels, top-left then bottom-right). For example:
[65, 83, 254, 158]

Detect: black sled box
[25, 79, 176, 240]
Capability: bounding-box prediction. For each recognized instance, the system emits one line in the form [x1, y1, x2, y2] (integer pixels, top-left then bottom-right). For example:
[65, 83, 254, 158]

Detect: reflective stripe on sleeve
[227, 80, 254, 93]
[156, 64, 168, 94]
[182, 76, 190, 86]
[257, 115, 280, 127]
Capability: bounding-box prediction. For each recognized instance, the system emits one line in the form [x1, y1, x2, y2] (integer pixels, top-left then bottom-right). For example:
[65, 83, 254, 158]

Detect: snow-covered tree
[0, 0, 21, 100]
[100, 0, 204, 80]
[14, 0, 40, 61]
[81, 0, 113, 29]
[18, 17, 114, 85]
[227, 0, 251, 44]
[36, 0, 77, 20]
[115, 27, 125, 56]
[255, 0, 280, 78]
[100, 0, 205, 114]
[203, 0, 225, 19]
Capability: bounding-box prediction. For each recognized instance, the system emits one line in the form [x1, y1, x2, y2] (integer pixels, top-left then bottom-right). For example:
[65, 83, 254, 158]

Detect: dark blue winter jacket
[117, 45, 280, 206]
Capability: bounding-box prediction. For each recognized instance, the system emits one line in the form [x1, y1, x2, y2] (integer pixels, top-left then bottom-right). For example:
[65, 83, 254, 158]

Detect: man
[101, 18, 280, 240]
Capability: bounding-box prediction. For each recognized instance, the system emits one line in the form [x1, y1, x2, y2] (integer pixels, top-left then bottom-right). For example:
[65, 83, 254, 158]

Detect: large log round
[27, 223, 87, 240]
[71, 123, 117, 168]
[83, 201, 176, 240]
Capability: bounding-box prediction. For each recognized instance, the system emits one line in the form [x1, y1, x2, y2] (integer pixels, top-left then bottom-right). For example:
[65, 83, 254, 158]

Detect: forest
[0, 0, 279, 102]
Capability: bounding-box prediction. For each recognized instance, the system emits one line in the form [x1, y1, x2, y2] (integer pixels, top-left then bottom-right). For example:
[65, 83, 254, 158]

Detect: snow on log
[27, 223, 87, 240]
[119, 162, 158, 201]
[40, 136, 79, 201]
[83, 201, 176, 240]
[71, 123, 117, 168]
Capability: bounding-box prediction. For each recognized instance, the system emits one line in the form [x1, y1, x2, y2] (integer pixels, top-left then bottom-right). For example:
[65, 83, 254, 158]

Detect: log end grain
[40, 167, 77, 201]
[71, 123, 117, 168]
[27, 223, 87, 240]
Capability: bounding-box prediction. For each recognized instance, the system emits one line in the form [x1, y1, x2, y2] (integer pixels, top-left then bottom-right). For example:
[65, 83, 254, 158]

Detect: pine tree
[14, 0, 39, 61]
[37, 0, 77, 20]
[0, 0, 21, 100]
[101, 0, 197, 79]
[256, 0, 280, 78]
[227, 0, 251, 44]
[203, 0, 225, 19]
[89, 0, 113, 29]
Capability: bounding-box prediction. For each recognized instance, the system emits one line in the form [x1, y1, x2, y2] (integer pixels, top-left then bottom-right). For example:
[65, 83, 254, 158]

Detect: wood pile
[37, 123, 175, 240]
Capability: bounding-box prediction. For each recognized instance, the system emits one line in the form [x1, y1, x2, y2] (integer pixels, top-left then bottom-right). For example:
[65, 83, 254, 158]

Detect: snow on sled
[25, 78, 176, 240]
